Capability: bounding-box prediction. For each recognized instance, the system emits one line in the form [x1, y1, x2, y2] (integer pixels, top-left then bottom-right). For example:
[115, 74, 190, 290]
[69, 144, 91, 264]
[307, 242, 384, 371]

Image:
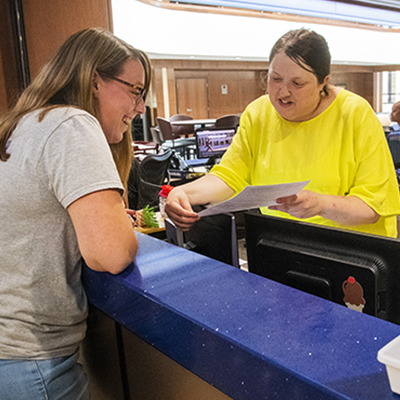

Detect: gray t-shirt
[0, 107, 124, 358]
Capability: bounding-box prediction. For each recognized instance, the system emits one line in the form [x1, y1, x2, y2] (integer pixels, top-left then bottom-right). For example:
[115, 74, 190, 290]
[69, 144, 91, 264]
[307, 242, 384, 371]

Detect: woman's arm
[165, 174, 235, 230]
[270, 190, 379, 226]
[68, 189, 138, 274]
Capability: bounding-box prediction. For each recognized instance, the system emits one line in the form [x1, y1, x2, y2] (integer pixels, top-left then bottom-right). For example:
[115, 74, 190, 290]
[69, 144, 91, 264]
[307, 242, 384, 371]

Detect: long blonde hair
[0, 27, 152, 188]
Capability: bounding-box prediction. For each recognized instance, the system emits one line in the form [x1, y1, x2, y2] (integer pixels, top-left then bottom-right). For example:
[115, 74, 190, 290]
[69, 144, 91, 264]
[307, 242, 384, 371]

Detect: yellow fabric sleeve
[211, 90, 400, 237]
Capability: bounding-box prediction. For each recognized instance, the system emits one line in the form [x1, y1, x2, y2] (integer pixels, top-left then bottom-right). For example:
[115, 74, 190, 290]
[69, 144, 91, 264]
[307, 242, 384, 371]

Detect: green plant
[142, 205, 159, 228]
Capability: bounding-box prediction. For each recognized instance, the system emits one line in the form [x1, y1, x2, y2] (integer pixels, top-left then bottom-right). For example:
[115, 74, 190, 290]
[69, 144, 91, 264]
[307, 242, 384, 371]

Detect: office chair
[150, 127, 163, 145]
[132, 140, 159, 159]
[157, 117, 195, 159]
[127, 148, 174, 210]
[156, 117, 176, 141]
[387, 132, 400, 169]
[131, 114, 145, 141]
[214, 114, 240, 130]
[170, 114, 195, 137]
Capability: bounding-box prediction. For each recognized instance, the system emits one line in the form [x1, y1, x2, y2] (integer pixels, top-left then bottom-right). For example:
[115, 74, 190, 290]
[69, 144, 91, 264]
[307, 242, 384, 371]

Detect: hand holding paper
[198, 181, 309, 217]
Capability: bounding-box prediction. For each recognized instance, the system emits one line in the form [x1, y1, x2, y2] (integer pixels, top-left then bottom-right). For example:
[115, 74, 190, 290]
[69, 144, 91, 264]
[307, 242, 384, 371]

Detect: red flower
[159, 184, 174, 198]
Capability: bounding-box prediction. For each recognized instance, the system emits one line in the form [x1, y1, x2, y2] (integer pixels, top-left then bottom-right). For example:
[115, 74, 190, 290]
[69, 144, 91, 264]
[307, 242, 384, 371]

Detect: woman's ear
[92, 71, 101, 95]
[319, 75, 330, 94]
[321, 75, 330, 89]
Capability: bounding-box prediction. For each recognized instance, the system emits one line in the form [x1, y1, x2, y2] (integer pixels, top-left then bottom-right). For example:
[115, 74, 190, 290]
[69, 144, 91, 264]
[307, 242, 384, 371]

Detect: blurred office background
[1, 0, 400, 121]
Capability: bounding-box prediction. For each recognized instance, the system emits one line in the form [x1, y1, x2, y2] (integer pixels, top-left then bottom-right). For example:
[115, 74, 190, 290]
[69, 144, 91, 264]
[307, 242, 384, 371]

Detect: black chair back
[127, 149, 174, 210]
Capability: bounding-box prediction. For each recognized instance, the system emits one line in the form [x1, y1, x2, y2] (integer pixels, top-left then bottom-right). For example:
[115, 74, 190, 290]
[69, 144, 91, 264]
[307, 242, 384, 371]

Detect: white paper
[198, 181, 309, 217]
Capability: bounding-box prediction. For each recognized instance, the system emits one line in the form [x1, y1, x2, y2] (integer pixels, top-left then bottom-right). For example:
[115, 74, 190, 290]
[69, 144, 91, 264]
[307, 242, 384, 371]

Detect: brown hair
[269, 28, 331, 95]
[0, 27, 152, 188]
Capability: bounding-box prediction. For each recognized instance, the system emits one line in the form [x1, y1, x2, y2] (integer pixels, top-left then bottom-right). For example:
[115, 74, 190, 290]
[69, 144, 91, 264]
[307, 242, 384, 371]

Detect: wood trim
[0, 0, 22, 112]
[151, 59, 268, 71]
[107, 0, 114, 32]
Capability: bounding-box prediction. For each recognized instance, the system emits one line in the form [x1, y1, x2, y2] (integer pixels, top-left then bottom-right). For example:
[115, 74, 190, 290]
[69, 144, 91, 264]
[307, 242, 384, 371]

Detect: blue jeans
[0, 350, 90, 399]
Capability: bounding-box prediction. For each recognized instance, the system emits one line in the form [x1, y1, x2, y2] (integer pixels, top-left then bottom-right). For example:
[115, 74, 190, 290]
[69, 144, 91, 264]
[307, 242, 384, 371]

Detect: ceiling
[176, 0, 400, 26]
[112, 0, 400, 65]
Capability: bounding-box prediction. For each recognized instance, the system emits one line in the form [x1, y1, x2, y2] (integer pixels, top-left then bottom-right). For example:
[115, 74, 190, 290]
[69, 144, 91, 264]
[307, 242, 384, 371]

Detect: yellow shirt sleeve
[211, 90, 400, 237]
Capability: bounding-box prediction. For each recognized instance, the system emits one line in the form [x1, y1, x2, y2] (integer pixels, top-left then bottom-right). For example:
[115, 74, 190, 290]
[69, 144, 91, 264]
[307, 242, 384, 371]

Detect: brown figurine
[342, 276, 366, 312]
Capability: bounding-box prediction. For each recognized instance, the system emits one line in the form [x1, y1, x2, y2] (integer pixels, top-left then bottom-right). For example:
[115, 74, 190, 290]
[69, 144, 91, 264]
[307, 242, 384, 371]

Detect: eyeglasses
[99, 72, 146, 104]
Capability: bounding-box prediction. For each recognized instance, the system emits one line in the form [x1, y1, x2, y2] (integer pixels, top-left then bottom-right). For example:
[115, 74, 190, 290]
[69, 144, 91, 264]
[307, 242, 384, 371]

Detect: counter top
[82, 233, 400, 400]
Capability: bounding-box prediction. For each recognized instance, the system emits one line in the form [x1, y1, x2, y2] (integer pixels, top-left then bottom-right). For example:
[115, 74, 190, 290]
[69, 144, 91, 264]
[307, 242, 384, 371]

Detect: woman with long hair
[0, 27, 151, 399]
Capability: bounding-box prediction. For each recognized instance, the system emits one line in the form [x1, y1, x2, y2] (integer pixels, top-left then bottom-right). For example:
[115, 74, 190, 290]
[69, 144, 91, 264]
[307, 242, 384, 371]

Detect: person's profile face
[93, 59, 146, 144]
[267, 51, 326, 122]
[391, 103, 400, 124]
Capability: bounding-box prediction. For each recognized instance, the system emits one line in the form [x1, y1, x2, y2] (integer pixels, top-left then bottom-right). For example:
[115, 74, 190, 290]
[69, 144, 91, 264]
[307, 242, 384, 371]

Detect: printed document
[198, 181, 309, 217]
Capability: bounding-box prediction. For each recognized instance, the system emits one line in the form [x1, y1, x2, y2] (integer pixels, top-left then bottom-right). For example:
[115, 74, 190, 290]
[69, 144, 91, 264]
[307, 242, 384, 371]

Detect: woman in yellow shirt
[166, 28, 400, 237]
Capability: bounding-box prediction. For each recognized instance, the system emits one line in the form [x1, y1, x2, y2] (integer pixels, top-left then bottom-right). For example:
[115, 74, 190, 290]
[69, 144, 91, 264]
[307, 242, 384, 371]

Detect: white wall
[113, 0, 400, 65]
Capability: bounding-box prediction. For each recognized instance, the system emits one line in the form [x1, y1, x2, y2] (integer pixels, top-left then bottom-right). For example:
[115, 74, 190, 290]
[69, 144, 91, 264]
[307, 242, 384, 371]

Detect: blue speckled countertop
[82, 233, 400, 400]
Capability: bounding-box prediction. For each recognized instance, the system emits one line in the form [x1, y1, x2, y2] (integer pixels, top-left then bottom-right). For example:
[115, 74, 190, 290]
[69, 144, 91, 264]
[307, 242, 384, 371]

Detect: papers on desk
[197, 181, 309, 217]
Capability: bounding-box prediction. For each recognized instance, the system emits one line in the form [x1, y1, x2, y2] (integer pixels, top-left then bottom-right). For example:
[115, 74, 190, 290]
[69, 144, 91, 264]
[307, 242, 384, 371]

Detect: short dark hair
[269, 29, 331, 85]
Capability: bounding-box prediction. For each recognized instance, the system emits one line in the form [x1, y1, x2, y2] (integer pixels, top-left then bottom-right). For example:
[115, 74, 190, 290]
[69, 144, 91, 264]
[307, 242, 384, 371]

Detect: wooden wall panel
[150, 60, 379, 122]
[208, 71, 240, 118]
[204, 70, 266, 118]
[175, 70, 209, 78]
[22, 0, 113, 79]
[155, 67, 267, 120]
[153, 59, 268, 72]
[0, 1, 21, 114]
[152, 66, 164, 123]
[237, 70, 266, 112]
[0, 0, 112, 115]
[167, 67, 177, 117]
[176, 77, 209, 118]
[331, 72, 374, 106]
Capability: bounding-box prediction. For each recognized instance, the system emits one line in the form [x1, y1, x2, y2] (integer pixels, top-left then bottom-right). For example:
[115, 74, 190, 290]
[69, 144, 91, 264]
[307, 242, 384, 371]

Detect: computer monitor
[195, 127, 236, 162]
[165, 206, 239, 268]
[244, 213, 400, 325]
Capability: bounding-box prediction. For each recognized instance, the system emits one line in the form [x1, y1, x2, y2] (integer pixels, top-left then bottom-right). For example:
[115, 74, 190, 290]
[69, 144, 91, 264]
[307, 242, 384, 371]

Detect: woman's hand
[164, 175, 234, 231]
[126, 208, 136, 227]
[269, 190, 324, 219]
[165, 187, 200, 231]
[269, 190, 379, 226]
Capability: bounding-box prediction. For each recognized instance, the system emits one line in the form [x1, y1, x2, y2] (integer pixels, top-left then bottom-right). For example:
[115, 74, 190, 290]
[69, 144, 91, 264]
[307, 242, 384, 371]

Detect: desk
[82, 233, 400, 400]
[132, 141, 159, 159]
[170, 118, 216, 128]
[134, 224, 165, 235]
[162, 137, 196, 159]
[134, 212, 166, 238]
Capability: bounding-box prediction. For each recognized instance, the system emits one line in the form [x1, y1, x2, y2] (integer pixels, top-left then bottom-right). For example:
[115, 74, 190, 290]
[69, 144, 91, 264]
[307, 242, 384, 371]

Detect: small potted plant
[159, 184, 174, 219]
[136, 205, 159, 228]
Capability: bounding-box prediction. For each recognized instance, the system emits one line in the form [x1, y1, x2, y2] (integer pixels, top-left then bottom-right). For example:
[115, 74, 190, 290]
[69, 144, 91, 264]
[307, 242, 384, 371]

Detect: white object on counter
[377, 334, 400, 395]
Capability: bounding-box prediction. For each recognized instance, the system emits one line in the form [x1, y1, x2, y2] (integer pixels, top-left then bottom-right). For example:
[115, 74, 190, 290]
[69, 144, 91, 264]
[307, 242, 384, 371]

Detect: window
[382, 71, 400, 112]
